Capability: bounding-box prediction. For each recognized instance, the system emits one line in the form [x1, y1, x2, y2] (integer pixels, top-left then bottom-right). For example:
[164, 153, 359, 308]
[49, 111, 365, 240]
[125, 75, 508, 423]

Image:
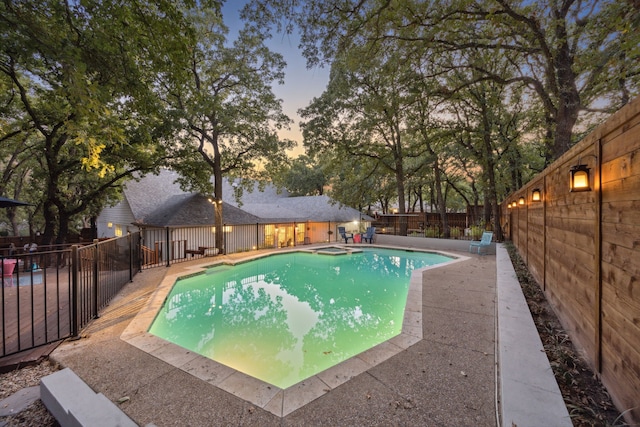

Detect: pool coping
[120, 244, 469, 417]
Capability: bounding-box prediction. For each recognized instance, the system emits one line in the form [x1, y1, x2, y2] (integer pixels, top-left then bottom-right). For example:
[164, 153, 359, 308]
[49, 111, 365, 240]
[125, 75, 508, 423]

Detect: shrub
[424, 227, 440, 238]
[470, 225, 484, 240]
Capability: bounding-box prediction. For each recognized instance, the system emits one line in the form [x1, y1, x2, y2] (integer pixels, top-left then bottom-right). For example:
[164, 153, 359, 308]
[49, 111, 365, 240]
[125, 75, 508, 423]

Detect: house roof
[138, 194, 262, 227]
[237, 195, 369, 223]
[125, 170, 184, 224]
[123, 169, 370, 227]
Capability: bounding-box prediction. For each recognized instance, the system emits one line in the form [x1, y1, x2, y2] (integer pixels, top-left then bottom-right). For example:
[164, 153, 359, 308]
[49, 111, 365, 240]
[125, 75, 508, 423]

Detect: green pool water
[149, 248, 452, 388]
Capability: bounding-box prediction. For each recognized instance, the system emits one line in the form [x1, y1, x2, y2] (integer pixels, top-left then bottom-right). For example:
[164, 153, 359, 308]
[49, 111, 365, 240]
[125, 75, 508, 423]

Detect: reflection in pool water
[149, 248, 452, 388]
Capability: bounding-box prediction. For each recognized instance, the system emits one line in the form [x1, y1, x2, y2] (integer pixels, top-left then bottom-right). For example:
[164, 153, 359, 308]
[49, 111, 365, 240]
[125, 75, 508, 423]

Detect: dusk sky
[221, 2, 330, 157]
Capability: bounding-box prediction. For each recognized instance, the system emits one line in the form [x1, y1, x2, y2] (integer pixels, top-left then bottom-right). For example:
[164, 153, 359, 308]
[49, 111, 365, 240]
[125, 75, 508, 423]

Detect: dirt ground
[0, 245, 630, 426]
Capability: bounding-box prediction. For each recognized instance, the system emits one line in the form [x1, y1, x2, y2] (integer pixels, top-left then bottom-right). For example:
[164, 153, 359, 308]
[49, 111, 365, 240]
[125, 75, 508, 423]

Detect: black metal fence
[139, 221, 346, 268]
[1, 233, 140, 358]
[73, 234, 140, 334]
[1, 222, 354, 358]
[3, 215, 487, 359]
[2, 221, 364, 358]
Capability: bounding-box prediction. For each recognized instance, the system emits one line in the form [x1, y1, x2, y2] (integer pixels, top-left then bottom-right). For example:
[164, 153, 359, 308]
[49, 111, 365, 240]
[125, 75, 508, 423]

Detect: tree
[157, 8, 293, 252]
[247, 0, 639, 161]
[301, 47, 429, 235]
[321, 151, 386, 217]
[271, 155, 326, 196]
[427, 0, 640, 161]
[0, 0, 191, 244]
[0, 49, 40, 235]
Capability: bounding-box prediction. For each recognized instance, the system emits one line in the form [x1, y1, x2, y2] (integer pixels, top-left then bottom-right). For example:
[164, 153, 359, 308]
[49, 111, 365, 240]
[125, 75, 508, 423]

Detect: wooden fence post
[594, 138, 603, 373]
[542, 175, 547, 291]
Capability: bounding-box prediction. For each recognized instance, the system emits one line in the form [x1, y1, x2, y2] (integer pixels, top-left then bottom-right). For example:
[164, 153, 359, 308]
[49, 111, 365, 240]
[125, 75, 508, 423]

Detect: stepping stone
[0, 386, 40, 417]
[40, 368, 137, 427]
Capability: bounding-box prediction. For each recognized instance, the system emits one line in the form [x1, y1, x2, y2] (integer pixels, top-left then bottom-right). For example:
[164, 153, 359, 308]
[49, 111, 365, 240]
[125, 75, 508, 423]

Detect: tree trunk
[213, 154, 224, 254]
[480, 94, 502, 239]
[551, 20, 581, 160]
[433, 157, 448, 238]
[56, 211, 71, 246]
[395, 168, 408, 235]
[41, 203, 56, 247]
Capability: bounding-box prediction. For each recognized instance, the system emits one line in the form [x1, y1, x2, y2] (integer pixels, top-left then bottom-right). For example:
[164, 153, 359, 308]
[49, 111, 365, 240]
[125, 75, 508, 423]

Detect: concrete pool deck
[47, 236, 571, 426]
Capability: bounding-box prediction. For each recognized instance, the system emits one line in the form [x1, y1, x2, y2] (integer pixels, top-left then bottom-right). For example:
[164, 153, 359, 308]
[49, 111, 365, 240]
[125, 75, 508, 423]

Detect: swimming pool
[149, 247, 453, 389]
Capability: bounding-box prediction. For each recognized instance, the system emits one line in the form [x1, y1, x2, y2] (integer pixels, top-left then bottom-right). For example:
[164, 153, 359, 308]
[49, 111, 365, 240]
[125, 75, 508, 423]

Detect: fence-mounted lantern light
[532, 188, 542, 202]
[570, 163, 591, 192]
[518, 196, 525, 206]
[507, 202, 512, 209]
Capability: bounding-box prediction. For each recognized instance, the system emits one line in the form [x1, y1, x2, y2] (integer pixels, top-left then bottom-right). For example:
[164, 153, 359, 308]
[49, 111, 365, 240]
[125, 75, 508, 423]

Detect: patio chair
[338, 226, 353, 243]
[469, 231, 493, 255]
[362, 226, 376, 243]
[2, 258, 17, 287]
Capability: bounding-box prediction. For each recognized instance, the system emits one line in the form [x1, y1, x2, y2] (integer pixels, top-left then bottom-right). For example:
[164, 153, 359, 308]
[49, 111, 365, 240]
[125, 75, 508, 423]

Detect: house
[96, 169, 371, 256]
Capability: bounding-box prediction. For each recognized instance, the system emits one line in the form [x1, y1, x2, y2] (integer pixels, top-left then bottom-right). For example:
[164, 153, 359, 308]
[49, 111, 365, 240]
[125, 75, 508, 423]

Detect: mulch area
[504, 242, 627, 427]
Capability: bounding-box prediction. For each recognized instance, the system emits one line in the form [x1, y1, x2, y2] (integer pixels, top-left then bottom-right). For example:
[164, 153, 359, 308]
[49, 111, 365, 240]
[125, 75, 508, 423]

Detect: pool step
[206, 265, 233, 274]
[40, 368, 137, 427]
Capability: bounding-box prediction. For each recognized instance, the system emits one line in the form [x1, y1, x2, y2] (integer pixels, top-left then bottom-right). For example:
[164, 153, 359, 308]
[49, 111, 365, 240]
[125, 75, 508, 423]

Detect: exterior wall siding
[97, 198, 137, 238]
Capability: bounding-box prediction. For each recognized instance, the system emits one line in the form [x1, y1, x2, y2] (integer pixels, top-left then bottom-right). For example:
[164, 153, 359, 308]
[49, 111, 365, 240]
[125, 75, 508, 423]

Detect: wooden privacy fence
[502, 96, 640, 424]
[372, 212, 485, 239]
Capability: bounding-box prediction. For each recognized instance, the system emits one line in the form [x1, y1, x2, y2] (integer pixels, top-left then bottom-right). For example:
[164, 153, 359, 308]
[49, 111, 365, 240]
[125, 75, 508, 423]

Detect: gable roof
[236, 195, 367, 223]
[122, 169, 369, 226]
[125, 169, 184, 224]
[138, 194, 262, 227]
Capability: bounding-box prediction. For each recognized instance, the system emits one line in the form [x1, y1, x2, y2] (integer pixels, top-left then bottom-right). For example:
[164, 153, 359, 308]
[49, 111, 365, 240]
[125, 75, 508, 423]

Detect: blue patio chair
[362, 226, 376, 243]
[338, 226, 353, 243]
[469, 231, 493, 255]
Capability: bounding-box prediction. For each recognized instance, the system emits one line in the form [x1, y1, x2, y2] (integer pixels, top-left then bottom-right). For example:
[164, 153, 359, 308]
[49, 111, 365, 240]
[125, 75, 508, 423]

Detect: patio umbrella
[0, 196, 31, 208]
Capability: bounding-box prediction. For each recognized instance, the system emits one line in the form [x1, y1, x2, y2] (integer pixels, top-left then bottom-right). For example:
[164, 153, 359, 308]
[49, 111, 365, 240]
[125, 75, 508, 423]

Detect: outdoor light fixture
[532, 189, 541, 202]
[518, 196, 525, 206]
[107, 222, 113, 228]
[570, 163, 591, 192]
[507, 202, 512, 209]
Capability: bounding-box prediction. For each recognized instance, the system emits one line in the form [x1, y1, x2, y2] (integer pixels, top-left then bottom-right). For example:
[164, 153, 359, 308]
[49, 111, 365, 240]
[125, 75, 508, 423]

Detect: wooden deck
[1, 268, 72, 368]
